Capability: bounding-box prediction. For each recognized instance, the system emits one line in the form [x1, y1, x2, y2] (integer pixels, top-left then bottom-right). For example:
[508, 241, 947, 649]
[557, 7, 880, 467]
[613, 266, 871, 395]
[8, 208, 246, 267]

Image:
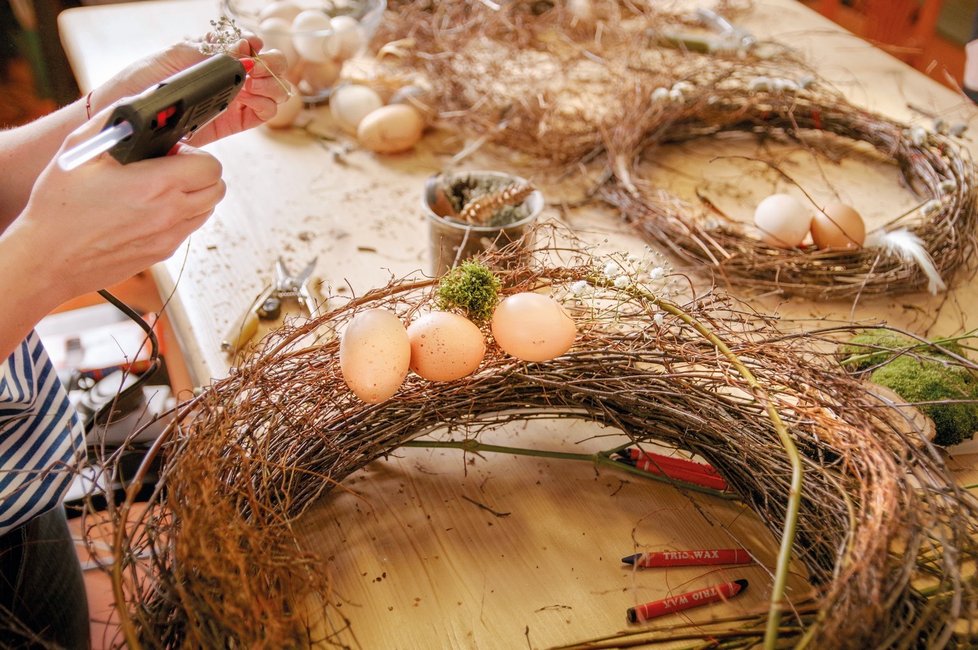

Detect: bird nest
[598, 71, 978, 299]
[98, 241, 978, 649]
[373, 0, 978, 298]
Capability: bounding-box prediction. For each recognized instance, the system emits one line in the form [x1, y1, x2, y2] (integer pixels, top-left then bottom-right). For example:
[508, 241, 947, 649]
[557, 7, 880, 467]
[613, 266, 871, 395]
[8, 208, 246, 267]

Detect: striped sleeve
[0, 332, 85, 535]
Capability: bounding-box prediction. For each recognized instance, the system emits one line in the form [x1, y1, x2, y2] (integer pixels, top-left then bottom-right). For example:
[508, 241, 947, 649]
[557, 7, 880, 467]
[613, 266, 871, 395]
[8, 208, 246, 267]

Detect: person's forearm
[0, 224, 61, 360]
[0, 96, 91, 231]
[0, 78, 134, 231]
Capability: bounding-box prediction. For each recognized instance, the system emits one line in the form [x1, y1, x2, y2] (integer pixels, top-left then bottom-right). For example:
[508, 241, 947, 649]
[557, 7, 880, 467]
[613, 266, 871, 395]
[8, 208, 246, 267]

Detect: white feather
[865, 228, 946, 294]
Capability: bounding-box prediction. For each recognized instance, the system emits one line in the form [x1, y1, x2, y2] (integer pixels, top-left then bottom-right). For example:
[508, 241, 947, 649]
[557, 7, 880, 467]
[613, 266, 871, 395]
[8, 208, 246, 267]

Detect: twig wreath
[99, 238, 978, 648]
[598, 71, 978, 299]
[70, 3, 978, 648]
[373, 0, 978, 298]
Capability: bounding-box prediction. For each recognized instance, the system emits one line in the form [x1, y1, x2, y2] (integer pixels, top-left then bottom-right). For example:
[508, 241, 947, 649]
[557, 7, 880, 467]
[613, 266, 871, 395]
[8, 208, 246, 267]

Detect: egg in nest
[339, 308, 411, 403]
[407, 312, 486, 382]
[491, 293, 576, 362]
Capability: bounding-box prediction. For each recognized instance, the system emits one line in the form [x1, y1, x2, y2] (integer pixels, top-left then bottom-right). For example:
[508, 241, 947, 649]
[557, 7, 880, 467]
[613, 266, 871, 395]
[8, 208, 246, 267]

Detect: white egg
[292, 10, 333, 63]
[329, 84, 383, 134]
[357, 104, 425, 154]
[753, 193, 812, 248]
[259, 17, 299, 68]
[259, 0, 302, 23]
[297, 59, 342, 94]
[326, 15, 364, 60]
[265, 82, 303, 128]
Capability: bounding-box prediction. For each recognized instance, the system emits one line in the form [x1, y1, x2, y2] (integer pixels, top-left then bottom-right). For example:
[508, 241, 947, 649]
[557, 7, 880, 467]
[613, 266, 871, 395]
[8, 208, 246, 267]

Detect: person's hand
[95, 35, 289, 145]
[7, 108, 226, 307]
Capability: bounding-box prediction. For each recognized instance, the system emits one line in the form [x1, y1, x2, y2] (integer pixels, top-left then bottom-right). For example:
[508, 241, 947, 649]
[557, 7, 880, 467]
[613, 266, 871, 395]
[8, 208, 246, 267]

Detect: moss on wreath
[839, 329, 978, 446]
[436, 260, 501, 323]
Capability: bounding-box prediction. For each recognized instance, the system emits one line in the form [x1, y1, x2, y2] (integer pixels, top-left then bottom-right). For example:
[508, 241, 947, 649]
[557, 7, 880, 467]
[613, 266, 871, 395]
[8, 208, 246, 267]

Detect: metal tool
[653, 8, 756, 55]
[221, 257, 325, 354]
[59, 54, 249, 170]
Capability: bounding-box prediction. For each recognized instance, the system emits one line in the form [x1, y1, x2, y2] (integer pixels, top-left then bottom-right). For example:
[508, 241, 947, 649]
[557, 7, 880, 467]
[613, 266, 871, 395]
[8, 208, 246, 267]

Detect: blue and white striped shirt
[0, 331, 84, 535]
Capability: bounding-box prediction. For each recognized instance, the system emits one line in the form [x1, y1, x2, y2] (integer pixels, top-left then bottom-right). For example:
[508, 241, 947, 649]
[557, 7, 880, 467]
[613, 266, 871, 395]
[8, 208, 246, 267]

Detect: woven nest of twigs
[97, 238, 978, 648]
[373, 0, 978, 298]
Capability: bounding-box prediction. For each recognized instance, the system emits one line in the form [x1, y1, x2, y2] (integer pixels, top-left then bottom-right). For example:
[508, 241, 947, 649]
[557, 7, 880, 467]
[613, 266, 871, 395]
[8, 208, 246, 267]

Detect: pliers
[221, 257, 325, 354]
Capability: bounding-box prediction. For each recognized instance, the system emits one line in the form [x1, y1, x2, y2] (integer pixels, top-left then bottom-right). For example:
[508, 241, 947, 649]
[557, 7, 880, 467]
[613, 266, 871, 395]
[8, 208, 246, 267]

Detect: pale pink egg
[491, 293, 576, 362]
[753, 193, 811, 248]
[357, 104, 425, 154]
[339, 308, 410, 403]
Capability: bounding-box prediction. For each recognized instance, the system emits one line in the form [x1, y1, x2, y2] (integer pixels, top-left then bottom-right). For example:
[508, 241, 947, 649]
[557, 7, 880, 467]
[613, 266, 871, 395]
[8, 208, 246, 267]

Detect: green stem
[915, 584, 949, 598]
[401, 439, 735, 500]
[603, 277, 802, 650]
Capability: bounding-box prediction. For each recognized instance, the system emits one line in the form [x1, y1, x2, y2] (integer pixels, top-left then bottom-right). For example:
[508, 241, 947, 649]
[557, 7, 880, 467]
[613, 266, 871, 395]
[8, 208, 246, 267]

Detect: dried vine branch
[97, 239, 978, 648]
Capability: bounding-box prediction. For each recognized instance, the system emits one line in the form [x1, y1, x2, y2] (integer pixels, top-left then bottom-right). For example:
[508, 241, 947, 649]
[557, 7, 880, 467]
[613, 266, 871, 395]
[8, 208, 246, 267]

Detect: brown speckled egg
[407, 312, 486, 382]
[811, 202, 865, 250]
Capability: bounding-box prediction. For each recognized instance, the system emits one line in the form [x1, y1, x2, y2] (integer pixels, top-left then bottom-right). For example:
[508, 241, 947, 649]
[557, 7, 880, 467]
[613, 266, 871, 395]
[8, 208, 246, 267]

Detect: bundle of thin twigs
[376, 0, 769, 166]
[373, 0, 978, 298]
[101, 239, 978, 648]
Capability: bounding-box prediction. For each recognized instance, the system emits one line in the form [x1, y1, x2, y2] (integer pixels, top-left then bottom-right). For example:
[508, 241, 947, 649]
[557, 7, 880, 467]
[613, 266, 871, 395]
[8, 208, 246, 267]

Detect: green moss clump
[436, 261, 501, 323]
[839, 329, 915, 370]
[870, 355, 978, 447]
[839, 328, 963, 371]
[838, 329, 978, 446]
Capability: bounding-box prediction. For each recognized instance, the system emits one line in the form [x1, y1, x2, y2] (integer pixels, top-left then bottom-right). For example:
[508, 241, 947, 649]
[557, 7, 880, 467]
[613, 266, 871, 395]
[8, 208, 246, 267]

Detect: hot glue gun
[58, 53, 250, 171]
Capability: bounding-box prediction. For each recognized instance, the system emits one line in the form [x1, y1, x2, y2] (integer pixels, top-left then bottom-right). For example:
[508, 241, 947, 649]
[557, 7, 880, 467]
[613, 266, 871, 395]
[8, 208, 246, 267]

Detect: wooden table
[58, 1, 978, 647]
[59, 0, 978, 386]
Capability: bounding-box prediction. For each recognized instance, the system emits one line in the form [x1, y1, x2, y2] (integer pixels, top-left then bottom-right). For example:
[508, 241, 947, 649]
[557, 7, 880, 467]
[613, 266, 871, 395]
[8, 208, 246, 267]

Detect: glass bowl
[221, 0, 387, 102]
